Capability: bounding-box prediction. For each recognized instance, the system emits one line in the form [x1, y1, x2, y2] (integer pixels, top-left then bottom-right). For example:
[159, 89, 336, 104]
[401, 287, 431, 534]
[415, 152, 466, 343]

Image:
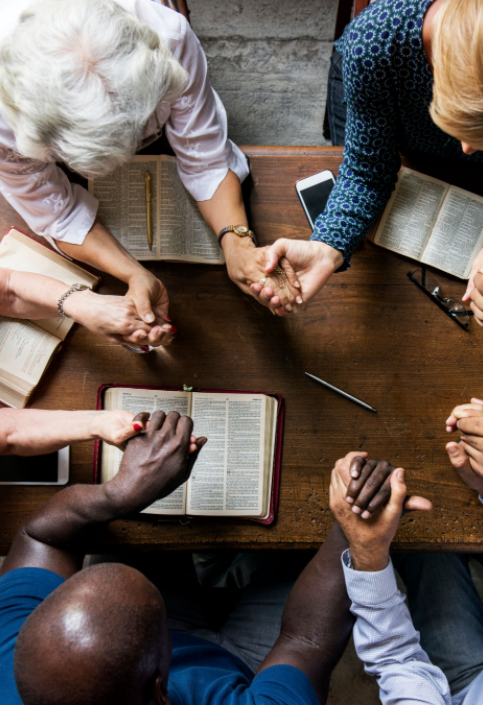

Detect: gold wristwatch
[217, 225, 257, 247]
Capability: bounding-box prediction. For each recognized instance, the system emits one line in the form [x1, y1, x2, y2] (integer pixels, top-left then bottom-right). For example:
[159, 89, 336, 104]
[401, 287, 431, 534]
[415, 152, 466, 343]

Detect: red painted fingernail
[140, 346, 150, 352]
[166, 315, 172, 322]
[171, 326, 177, 334]
[133, 423, 143, 431]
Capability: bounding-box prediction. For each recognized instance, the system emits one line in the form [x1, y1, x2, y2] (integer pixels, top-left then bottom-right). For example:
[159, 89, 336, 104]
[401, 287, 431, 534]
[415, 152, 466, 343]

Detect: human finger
[457, 416, 483, 440]
[470, 300, 483, 326]
[146, 325, 176, 347]
[471, 397, 483, 405]
[265, 239, 289, 273]
[345, 459, 377, 510]
[132, 411, 150, 431]
[384, 468, 407, 520]
[349, 460, 394, 514]
[186, 437, 208, 475]
[349, 456, 367, 480]
[175, 414, 194, 448]
[460, 441, 483, 475]
[462, 277, 474, 302]
[162, 410, 181, 434]
[446, 441, 476, 484]
[403, 495, 433, 512]
[147, 410, 166, 433]
[279, 256, 301, 290]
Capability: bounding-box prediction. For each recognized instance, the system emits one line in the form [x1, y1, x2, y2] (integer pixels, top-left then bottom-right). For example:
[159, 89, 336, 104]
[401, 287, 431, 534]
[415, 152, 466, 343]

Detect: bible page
[159, 156, 224, 265]
[0, 229, 98, 340]
[374, 168, 448, 260]
[186, 393, 268, 517]
[89, 157, 159, 261]
[0, 318, 59, 386]
[421, 187, 483, 279]
[101, 387, 191, 515]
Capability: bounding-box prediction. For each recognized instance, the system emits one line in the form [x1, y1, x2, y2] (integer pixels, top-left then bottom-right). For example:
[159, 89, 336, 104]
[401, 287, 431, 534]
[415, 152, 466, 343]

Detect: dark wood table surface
[1, 146, 482, 554]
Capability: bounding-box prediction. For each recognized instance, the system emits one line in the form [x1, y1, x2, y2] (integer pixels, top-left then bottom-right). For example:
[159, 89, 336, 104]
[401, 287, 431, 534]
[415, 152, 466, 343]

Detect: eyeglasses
[407, 267, 474, 331]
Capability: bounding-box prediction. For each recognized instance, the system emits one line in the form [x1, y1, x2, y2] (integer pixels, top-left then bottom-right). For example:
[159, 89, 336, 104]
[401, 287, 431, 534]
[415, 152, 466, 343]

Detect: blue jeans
[393, 553, 483, 696]
[326, 49, 347, 147]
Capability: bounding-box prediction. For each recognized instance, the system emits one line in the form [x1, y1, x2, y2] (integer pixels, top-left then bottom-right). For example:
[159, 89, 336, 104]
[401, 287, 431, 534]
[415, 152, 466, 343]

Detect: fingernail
[447, 446, 459, 456]
[144, 314, 155, 323]
[350, 469, 359, 478]
[285, 304, 293, 312]
[171, 326, 177, 334]
[166, 315, 172, 322]
[346, 496, 354, 504]
[446, 425, 452, 432]
[296, 296, 303, 305]
[352, 506, 362, 514]
[140, 346, 150, 352]
[133, 422, 143, 431]
[445, 417, 451, 424]
[361, 510, 371, 520]
[295, 281, 301, 288]
[396, 469, 404, 480]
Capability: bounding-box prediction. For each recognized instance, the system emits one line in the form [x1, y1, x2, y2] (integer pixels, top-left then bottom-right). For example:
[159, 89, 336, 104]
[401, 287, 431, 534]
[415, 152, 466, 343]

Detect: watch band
[218, 225, 257, 247]
[57, 284, 89, 318]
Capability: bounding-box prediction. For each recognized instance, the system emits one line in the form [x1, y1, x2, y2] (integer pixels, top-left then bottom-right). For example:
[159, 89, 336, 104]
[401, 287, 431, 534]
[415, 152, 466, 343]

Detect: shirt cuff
[342, 549, 398, 606]
[177, 141, 249, 202]
[49, 184, 98, 246]
[309, 224, 355, 272]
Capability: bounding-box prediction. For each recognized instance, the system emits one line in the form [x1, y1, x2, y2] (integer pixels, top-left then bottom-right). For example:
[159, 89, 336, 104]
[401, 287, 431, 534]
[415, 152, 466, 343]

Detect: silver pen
[305, 372, 377, 413]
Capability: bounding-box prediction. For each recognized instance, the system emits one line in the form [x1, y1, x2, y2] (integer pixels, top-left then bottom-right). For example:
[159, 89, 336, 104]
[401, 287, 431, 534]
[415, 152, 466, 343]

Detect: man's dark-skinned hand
[336, 451, 433, 520]
[0, 411, 207, 580]
[106, 410, 206, 515]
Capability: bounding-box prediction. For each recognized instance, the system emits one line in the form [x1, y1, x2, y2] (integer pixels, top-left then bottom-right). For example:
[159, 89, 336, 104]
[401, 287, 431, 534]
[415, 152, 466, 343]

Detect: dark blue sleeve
[0, 568, 65, 705]
[312, 7, 402, 268]
[246, 665, 319, 705]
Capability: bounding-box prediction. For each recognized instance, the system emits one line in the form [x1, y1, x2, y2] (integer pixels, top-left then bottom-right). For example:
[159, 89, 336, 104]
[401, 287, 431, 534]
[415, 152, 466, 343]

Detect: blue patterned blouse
[312, 0, 483, 268]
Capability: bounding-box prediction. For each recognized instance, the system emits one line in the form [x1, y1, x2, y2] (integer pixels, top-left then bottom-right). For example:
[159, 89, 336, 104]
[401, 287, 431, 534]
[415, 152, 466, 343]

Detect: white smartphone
[296, 170, 336, 229]
[0, 447, 70, 485]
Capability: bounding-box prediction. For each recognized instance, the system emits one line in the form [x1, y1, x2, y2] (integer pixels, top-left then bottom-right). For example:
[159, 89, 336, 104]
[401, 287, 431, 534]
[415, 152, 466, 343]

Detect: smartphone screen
[299, 179, 335, 225]
[0, 451, 64, 483]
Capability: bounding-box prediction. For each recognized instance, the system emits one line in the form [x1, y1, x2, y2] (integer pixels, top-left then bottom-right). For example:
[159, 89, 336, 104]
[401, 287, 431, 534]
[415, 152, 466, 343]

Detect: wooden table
[1, 146, 482, 554]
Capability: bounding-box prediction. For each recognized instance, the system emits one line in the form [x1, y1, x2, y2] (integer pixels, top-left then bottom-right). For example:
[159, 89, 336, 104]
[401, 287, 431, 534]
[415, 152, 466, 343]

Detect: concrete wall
[189, 0, 337, 145]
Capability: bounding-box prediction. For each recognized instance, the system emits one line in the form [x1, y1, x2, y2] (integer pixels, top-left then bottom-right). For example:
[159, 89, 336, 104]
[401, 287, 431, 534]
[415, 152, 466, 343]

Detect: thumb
[446, 441, 472, 476]
[265, 239, 289, 273]
[403, 495, 433, 512]
[386, 468, 407, 518]
[132, 291, 156, 324]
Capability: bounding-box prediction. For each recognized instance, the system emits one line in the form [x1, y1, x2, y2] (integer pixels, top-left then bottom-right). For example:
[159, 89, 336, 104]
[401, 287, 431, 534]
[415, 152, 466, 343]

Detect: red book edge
[93, 383, 284, 526]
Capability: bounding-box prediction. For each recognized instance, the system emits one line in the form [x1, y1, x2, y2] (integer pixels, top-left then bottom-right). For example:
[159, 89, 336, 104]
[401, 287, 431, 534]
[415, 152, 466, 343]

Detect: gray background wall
[189, 0, 337, 145]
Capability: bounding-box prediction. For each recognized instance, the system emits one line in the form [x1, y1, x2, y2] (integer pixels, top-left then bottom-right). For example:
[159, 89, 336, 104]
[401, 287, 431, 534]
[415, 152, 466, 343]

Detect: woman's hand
[63, 289, 174, 348]
[463, 253, 483, 325]
[222, 236, 302, 315]
[126, 272, 176, 346]
[90, 410, 148, 450]
[446, 397, 483, 494]
[250, 240, 344, 309]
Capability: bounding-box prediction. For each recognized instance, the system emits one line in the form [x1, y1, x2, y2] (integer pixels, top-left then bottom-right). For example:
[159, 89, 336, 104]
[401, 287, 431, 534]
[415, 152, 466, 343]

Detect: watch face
[234, 226, 249, 234]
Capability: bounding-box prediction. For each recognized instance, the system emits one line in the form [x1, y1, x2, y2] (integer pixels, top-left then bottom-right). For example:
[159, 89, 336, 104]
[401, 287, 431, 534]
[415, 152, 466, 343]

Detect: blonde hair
[0, 0, 188, 177]
[431, 0, 483, 149]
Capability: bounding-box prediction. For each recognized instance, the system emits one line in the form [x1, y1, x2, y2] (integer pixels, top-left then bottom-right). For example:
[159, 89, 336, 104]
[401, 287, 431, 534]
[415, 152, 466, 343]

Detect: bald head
[14, 563, 171, 705]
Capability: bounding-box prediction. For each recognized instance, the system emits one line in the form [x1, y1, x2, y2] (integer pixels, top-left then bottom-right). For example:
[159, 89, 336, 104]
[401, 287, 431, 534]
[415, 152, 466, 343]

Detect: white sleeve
[342, 550, 453, 705]
[0, 138, 98, 249]
[164, 19, 249, 202]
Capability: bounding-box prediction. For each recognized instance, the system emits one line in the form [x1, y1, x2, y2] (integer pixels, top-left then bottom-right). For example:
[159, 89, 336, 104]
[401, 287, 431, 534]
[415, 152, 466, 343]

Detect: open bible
[88, 155, 224, 264]
[0, 228, 99, 408]
[368, 167, 483, 279]
[95, 385, 284, 524]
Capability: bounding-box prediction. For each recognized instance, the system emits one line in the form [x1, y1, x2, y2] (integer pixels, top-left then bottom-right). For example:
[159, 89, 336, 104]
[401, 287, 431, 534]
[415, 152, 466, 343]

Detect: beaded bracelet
[57, 284, 89, 318]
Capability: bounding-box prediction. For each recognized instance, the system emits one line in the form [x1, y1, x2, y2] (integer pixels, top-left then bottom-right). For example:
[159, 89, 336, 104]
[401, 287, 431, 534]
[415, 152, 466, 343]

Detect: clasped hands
[330, 397, 483, 570]
[223, 235, 343, 316]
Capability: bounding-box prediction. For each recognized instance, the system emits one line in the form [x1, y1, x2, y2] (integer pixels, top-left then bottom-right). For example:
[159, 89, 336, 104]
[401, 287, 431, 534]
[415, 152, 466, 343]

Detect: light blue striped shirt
[342, 550, 483, 704]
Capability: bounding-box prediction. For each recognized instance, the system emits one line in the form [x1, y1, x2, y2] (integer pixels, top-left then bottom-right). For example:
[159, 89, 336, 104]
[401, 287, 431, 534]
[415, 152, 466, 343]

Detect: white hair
[0, 0, 188, 177]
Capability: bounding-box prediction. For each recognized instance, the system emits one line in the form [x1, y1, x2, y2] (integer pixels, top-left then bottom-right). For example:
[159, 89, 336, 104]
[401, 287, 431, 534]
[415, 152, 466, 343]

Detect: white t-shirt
[0, 0, 249, 247]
